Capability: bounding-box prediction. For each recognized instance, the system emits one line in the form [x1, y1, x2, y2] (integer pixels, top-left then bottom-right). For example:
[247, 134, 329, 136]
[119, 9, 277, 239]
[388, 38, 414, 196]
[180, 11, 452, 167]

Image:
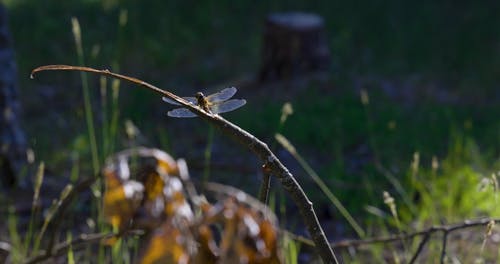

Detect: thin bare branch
[31, 65, 338, 263]
[31, 65, 194, 110]
[288, 218, 498, 263]
[25, 176, 99, 264]
[330, 218, 498, 249]
[24, 230, 143, 264]
[408, 233, 431, 264]
[440, 231, 448, 264]
[258, 165, 272, 204]
[45, 176, 97, 256]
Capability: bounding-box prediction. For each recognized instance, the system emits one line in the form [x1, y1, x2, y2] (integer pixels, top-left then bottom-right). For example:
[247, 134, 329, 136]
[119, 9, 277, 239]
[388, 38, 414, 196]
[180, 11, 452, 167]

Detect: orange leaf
[140, 221, 190, 264]
[103, 169, 144, 231]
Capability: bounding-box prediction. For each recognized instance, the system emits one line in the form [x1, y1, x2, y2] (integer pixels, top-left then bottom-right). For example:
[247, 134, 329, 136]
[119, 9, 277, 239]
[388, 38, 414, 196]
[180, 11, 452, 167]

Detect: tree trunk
[259, 12, 331, 82]
[0, 3, 27, 187]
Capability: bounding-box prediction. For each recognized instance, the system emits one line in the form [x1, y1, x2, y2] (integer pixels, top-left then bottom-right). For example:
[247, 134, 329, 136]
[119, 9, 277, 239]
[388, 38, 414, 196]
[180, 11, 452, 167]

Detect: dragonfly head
[195, 92, 205, 100]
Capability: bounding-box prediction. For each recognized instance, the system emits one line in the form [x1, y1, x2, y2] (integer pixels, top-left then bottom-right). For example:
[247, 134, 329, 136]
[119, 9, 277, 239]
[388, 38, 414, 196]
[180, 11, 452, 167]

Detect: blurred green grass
[2, 1, 500, 262]
[233, 85, 499, 214]
[4, 0, 500, 232]
[7, 1, 500, 86]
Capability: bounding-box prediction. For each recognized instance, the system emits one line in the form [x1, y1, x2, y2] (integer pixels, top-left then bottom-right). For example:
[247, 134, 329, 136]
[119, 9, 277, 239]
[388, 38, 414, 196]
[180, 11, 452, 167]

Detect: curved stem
[31, 65, 338, 263]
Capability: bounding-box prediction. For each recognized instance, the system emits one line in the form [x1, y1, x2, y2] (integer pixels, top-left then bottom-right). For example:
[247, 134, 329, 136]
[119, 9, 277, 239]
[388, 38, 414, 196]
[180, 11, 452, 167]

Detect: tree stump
[259, 12, 331, 81]
[0, 3, 27, 187]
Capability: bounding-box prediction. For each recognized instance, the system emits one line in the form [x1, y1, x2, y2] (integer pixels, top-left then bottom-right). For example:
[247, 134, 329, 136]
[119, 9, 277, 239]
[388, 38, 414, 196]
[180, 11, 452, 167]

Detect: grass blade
[71, 17, 100, 175]
[275, 133, 366, 238]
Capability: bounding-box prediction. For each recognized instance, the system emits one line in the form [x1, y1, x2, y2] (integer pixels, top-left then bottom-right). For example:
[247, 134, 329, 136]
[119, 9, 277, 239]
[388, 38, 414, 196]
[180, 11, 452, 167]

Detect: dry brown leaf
[102, 148, 282, 263]
[140, 221, 190, 264]
[192, 225, 218, 264]
[102, 167, 144, 231]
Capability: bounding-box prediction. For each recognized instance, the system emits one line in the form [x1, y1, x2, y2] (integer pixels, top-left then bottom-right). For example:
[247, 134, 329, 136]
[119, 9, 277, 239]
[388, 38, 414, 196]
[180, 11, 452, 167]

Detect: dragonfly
[162, 87, 246, 118]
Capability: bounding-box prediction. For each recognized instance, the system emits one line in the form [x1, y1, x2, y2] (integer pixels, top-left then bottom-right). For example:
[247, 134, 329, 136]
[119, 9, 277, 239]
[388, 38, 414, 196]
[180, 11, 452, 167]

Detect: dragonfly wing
[162, 96, 197, 106]
[167, 108, 198, 118]
[211, 99, 246, 114]
[206, 87, 237, 103]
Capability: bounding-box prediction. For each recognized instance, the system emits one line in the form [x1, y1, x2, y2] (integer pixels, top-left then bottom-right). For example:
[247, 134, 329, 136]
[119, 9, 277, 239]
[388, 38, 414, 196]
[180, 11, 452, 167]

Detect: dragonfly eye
[195, 92, 204, 99]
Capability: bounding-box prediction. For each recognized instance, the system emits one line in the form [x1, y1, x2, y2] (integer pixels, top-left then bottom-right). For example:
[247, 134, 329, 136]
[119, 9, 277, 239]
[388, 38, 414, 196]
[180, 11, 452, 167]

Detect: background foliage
[2, 0, 499, 262]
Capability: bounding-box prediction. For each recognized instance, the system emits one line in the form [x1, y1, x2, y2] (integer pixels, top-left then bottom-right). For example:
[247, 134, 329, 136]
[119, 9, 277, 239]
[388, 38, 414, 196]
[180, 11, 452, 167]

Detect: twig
[288, 218, 498, 262]
[31, 65, 338, 263]
[331, 218, 497, 248]
[440, 231, 448, 264]
[408, 233, 431, 264]
[45, 176, 97, 253]
[27, 175, 98, 264]
[258, 164, 272, 204]
[282, 231, 315, 247]
[258, 102, 293, 205]
[24, 230, 143, 264]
